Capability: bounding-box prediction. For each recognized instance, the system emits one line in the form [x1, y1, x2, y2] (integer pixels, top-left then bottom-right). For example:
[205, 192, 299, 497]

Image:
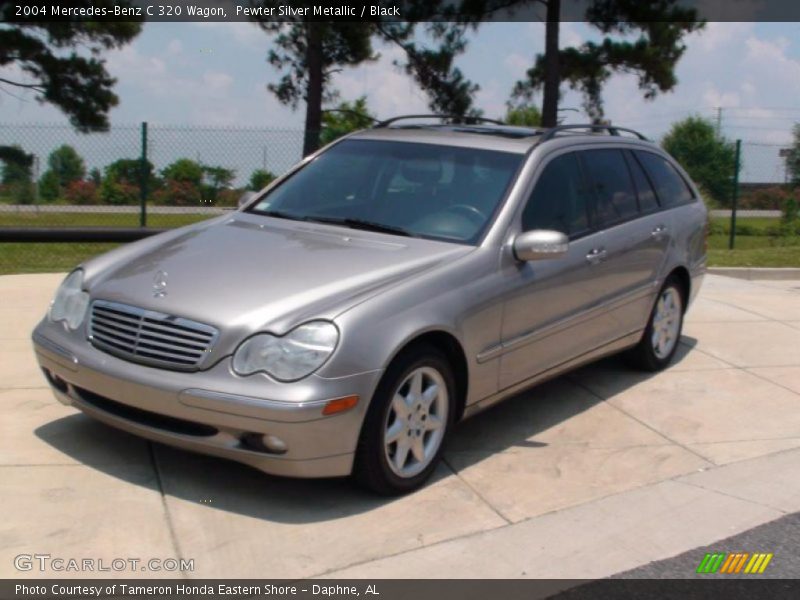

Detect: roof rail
[374, 114, 506, 128]
[539, 124, 649, 142]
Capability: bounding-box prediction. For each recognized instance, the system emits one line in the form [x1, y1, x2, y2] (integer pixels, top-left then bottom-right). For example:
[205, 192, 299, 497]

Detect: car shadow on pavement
[33, 337, 699, 523]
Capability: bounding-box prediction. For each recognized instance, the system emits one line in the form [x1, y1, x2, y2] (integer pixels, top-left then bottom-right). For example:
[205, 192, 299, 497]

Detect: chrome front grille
[88, 300, 218, 371]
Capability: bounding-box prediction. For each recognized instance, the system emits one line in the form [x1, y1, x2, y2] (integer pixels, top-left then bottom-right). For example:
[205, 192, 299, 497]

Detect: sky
[1, 20, 799, 182]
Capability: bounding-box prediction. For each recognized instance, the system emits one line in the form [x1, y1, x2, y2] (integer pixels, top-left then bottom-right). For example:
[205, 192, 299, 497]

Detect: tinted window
[522, 153, 590, 236]
[635, 151, 694, 207]
[580, 149, 639, 226]
[248, 140, 522, 244]
[626, 151, 660, 212]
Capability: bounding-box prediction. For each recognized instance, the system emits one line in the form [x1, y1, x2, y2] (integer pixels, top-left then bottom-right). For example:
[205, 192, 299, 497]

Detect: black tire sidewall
[355, 345, 456, 494]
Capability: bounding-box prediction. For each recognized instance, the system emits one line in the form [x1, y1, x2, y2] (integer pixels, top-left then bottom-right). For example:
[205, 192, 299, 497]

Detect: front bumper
[32, 321, 383, 478]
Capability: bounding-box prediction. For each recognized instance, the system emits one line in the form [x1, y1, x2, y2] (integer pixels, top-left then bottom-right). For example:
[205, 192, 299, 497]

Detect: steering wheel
[446, 204, 487, 225]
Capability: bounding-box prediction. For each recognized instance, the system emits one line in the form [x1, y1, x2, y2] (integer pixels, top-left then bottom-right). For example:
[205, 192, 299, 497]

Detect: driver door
[498, 151, 611, 389]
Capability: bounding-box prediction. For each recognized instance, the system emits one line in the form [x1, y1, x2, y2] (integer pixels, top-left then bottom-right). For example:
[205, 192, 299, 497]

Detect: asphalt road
[551, 512, 800, 599]
[618, 510, 800, 578]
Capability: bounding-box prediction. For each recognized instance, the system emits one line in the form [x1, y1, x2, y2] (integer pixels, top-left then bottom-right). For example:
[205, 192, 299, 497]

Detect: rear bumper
[32, 322, 383, 478]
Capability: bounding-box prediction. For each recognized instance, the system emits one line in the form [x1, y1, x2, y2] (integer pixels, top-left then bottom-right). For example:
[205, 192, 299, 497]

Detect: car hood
[82, 213, 471, 357]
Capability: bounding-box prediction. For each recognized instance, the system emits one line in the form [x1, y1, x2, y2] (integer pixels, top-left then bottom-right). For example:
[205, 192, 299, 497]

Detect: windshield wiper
[304, 216, 413, 237]
[256, 209, 306, 222]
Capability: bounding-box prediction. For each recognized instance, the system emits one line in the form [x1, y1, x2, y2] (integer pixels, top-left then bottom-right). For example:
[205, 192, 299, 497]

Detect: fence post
[139, 121, 148, 227]
[728, 139, 742, 250]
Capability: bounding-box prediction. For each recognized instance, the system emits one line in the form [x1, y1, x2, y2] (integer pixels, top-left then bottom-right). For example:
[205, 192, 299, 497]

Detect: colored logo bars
[696, 552, 773, 574]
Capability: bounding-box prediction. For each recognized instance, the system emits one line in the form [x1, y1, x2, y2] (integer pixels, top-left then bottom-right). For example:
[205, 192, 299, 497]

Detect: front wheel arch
[381, 330, 469, 422]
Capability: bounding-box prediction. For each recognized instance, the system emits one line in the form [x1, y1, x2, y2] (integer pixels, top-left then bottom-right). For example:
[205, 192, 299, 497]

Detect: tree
[250, 4, 376, 156]
[100, 158, 154, 205]
[662, 116, 736, 206]
[248, 169, 277, 191]
[162, 159, 204, 186]
[787, 124, 800, 187]
[512, 1, 703, 126]
[0, 3, 142, 131]
[38, 170, 61, 202]
[0, 145, 35, 204]
[505, 104, 542, 127]
[320, 97, 377, 145]
[201, 165, 236, 203]
[39, 145, 86, 201]
[250, 3, 490, 155]
[376, 20, 482, 119]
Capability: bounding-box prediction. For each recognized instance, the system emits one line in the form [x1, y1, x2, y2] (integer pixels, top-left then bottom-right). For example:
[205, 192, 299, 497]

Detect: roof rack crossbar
[539, 124, 648, 142]
[374, 114, 506, 128]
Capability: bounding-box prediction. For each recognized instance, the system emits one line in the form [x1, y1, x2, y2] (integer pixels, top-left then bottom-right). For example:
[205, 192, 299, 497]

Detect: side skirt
[462, 330, 643, 420]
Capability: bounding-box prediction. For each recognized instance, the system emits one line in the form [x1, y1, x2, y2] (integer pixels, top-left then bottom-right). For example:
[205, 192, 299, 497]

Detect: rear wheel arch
[666, 266, 691, 312]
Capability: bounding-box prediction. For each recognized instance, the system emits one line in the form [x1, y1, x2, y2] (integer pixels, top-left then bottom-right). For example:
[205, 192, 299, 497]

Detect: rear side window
[625, 151, 660, 213]
[522, 153, 590, 236]
[580, 149, 639, 227]
[635, 151, 695, 208]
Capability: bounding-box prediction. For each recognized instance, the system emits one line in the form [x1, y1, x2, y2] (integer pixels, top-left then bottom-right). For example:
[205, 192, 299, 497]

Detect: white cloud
[332, 44, 428, 119]
[503, 53, 530, 78]
[166, 39, 183, 56]
[560, 23, 584, 49]
[202, 71, 233, 91]
[192, 21, 265, 50]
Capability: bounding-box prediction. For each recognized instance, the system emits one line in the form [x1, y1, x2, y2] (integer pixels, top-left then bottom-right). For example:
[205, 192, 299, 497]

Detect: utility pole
[715, 107, 723, 135]
[728, 139, 742, 251]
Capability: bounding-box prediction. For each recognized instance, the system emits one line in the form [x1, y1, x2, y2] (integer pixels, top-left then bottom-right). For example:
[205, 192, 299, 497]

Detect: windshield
[247, 139, 523, 244]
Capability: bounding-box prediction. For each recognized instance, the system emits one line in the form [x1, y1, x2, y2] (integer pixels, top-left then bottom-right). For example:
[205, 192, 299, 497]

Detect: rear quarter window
[635, 151, 695, 208]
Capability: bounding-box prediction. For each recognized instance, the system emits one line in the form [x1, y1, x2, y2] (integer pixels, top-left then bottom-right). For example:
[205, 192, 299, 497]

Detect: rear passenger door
[578, 148, 671, 334]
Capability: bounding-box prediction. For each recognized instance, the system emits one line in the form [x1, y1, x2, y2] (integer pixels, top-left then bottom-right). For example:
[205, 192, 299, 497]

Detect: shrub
[738, 185, 793, 210]
[152, 180, 202, 206]
[783, 195, 799, 224]
[38, 170, 61, 202]
[64, 180, 99, 205]
[248, 169, 276, 191]
[100, 179, 138, 205]
[215, 188, 240, 207]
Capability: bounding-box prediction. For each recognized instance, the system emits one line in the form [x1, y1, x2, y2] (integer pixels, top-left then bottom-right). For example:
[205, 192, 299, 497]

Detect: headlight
[48, 270, 90, 330]
[232, 321, 339, 381]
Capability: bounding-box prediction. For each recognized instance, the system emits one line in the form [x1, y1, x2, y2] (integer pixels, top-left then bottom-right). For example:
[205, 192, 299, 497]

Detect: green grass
[0, 243, 121, 275]
[0, 211, 212, 229]
[709, 216, 779, 235]
[707, 234, 800, 267]
[0, 212, 214, 274]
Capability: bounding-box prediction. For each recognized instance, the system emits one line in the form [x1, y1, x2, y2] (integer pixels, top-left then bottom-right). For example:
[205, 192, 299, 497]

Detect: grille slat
[89, 300, 218, 371]
[135, 339, 204, 358]
[93, 307, 143, 326]
[139, 320, 214, 341]
[137, 329, 209, 349]
[92, 323, 136, 344]
[94, 314, 139, 334]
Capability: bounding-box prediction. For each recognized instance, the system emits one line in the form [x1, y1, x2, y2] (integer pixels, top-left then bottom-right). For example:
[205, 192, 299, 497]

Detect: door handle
[585, 248, 607, 264]
[651, 224, 668, 237]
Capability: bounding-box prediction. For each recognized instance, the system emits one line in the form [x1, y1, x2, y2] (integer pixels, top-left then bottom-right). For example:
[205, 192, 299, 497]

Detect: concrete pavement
[1, 273, 799, 579]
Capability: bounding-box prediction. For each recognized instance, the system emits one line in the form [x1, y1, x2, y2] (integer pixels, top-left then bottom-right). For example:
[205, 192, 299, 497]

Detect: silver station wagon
[33, 119, 707, 494]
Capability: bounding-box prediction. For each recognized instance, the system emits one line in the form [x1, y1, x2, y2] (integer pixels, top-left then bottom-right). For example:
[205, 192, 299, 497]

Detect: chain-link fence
[0, 122, 304, 228]
[1, 124, 798, 272]
[0, 122, 306, 273]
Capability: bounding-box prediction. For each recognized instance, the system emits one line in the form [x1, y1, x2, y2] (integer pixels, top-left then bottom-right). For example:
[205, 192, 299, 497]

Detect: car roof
[349, 124, 660, 155]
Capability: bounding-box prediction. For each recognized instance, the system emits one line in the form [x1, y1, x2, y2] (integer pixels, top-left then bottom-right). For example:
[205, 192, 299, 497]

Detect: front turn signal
[322, 395, 359, 416]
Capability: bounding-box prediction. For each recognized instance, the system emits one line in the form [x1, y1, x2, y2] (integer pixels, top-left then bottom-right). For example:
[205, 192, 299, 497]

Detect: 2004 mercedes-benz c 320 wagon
[33, 119, 707, 494]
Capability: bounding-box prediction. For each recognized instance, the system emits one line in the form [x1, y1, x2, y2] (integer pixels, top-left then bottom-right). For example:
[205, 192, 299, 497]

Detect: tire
[353, 344, 456, 495]
[627, 277, 685, 372]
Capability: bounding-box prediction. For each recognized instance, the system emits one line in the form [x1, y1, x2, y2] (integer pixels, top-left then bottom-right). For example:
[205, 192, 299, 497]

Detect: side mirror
[513, 230, 569, 261]
[238, 191, 257, 209]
